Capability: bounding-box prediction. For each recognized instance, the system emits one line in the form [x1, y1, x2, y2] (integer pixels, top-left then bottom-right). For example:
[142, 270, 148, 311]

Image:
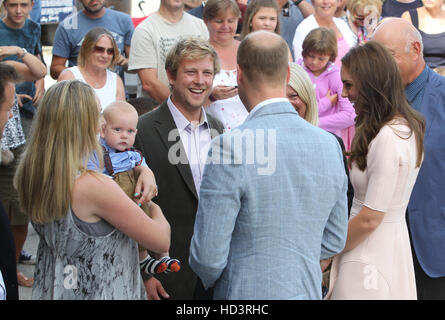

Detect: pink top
[335, 37, 350, 69]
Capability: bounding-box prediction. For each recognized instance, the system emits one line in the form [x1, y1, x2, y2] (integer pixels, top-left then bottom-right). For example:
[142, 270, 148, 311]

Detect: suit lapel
[154, 102, 198, 200]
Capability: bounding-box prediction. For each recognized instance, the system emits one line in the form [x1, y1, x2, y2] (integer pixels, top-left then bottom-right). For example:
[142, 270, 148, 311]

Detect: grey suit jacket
[190, 101, 348, 299]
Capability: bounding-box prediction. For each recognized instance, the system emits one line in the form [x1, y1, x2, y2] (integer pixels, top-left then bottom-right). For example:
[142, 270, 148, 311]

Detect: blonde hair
[78, 27, 120, 69]
[165, 37, 220, 78]
[288, 62, 319, 126]
[240, 0, 280, 39]
[14, 80, 103, 224]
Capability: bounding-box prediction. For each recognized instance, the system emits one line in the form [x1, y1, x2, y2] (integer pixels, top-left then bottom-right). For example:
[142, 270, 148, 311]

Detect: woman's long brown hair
[342, 41, 425, 171]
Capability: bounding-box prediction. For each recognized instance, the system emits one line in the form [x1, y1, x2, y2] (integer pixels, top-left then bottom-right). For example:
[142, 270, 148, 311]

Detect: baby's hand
[134, 166, 158, 205]
[326, 90, 338, 106]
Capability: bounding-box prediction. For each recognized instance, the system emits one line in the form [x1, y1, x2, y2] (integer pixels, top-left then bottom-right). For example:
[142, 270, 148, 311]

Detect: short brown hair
[0, 63, 19, 104]
[237, 31, 288, 85]
[302, 28, 338, 62]
[165, 37, 220, 78]
[203, 0, 241, 22]
[78, 27, 120, 69]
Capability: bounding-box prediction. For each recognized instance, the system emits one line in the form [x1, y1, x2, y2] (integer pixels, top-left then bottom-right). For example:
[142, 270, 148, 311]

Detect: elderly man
[189, 31, 348, 300]
[373, 18, 445, 300]
[134, 37, 224, 300]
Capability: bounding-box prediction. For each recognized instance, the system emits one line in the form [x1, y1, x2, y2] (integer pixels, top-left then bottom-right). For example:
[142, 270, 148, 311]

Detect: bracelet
[294, 0, 303, 5]
[17, 48, 27, 59]
[209, 94, 216, 102]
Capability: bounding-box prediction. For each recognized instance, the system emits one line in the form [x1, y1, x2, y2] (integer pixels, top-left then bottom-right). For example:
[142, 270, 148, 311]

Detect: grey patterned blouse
[31, 210, 147, 300]
[1, 96, 26, 150]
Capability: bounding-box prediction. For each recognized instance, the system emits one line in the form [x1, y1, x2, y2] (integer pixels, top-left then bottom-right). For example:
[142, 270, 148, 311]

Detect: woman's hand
[16, 94, 33, 108]
[33, 78, 45, 106]
[133, 165, 158, 205]
[210, 85, 238, 101]
[116, 54, 129, 69]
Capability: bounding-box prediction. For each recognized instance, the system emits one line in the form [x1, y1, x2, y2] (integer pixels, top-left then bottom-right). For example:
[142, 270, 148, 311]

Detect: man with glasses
[50, 0, 134, 81]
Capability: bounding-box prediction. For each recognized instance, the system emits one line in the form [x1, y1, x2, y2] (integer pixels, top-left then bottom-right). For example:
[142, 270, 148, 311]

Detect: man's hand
[320, 259, 332, 272]
[143, 277, 170, 300]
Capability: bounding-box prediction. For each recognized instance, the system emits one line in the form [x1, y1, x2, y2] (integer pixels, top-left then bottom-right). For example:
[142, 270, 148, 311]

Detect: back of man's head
[237, 31, 289, 87]
[0, 63, 19, 104]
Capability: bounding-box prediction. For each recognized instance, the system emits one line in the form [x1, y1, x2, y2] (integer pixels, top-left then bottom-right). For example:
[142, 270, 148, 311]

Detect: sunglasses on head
[93, 45, 114, 55]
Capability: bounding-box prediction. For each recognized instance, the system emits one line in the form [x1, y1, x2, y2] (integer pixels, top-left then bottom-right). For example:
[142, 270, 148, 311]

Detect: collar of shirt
[405, 65, 429, 110]
[245, 98, 289, 122]
[167, 96, 209, 133]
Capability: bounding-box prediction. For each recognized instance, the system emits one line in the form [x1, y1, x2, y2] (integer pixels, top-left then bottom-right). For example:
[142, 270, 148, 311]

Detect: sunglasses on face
[93, 45, 114, 55]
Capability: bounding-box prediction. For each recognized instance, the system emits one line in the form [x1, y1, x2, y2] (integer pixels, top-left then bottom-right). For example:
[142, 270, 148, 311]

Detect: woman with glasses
[58, 27, 125, 111]
[346, 0, 382, 45]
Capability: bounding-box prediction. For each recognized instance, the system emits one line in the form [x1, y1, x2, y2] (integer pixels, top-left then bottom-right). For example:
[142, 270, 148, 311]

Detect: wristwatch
[18, 48, 27, 59]
[293, 0, 304, 5]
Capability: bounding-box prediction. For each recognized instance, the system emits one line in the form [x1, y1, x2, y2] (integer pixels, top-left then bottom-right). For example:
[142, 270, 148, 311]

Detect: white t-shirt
[128, 12, 209, 98]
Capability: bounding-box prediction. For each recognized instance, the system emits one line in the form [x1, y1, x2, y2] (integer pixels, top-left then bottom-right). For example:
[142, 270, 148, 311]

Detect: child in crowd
[297, 28, 356, 151]
[346, 0, 382, 45]
[94, 101, 180, 277]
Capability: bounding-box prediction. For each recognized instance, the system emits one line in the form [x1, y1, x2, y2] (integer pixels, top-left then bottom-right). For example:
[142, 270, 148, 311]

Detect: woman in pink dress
[325, 41, 425, 299]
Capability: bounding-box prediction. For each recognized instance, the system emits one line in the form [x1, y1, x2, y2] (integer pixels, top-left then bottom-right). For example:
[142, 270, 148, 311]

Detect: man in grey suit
[134, 37, 224, 299]
[189, 31, 348, 299]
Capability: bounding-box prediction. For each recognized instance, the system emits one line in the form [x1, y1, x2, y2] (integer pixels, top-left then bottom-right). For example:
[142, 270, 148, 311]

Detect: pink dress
[326, 121, 419, 300]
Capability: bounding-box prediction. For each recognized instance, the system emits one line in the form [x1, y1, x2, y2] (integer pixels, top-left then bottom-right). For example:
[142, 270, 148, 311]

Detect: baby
[99, 101, 180, 276]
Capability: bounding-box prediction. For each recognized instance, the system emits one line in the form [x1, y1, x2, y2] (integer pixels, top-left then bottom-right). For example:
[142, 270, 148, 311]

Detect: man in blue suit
[374, 18, 445, 300]
[189, 30, 348, 300]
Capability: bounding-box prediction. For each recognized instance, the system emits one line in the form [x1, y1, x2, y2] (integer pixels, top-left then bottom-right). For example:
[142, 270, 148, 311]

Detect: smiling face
[341, 65, 358, 105]
[250, 7, 278, 33]
[206, 9, 239, 43]
[88, 35, 115, 69]
[312, 0, 338, 18]
[286, 85, 307, 119]
[168, 55, 215, 114]
[2, 0, 33, 28]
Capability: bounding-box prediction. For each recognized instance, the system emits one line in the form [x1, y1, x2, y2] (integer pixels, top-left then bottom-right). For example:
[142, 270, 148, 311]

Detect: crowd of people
[0, 0, 444, 301]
